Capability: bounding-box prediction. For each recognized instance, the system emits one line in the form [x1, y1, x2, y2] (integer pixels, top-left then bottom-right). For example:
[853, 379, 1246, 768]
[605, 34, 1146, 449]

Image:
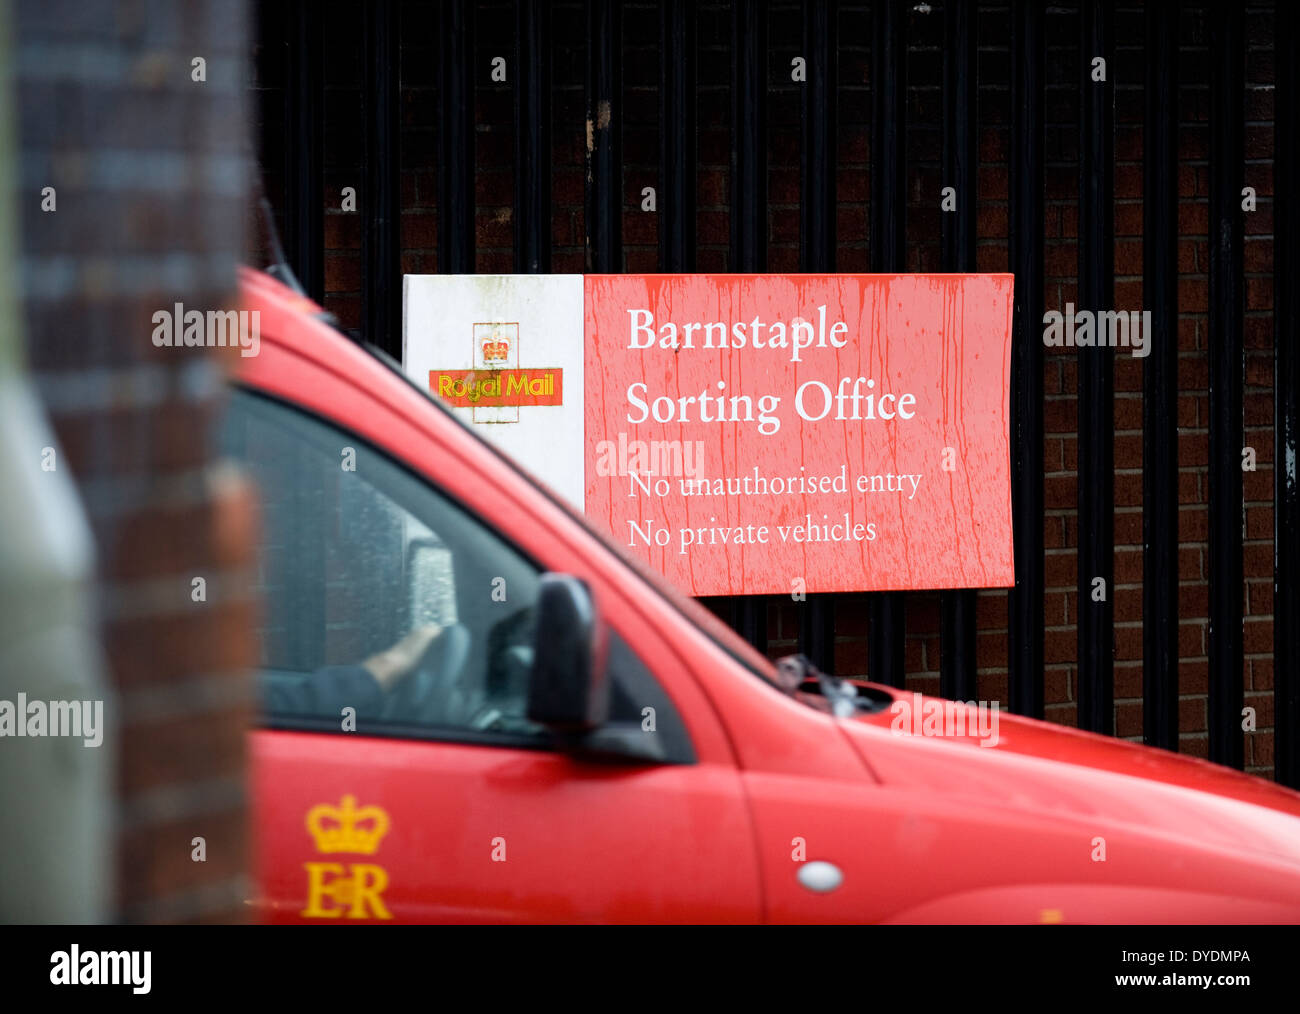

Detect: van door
[225, 389, 760, 923]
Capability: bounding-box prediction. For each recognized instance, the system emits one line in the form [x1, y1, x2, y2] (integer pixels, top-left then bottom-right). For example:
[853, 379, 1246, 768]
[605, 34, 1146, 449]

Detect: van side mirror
[526, 574, 609, 732]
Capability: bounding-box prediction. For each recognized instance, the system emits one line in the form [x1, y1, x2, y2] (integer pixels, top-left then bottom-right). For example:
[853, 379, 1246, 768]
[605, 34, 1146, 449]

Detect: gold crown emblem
[481, 339, 509, 362]
[306, 795, 391, 855]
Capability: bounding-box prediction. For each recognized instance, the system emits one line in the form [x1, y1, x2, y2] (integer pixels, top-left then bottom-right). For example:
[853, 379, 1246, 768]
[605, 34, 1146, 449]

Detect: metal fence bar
[729, 0, 769, 652]
[283, 0, 323, 302]
[939, 0, 978, 703]
[1143, 0, 1179, 751]
[362, 0, 401, 355]
[516, 0, 551, 273]
[1277, 0, 1300, 789]
[1208, 0, 1245, 770]
[731, 0, 767, 270]
[587, 0, 622, 271]
[1077, 0, 1114, 735]
[798, 0, 837, 673]
[866, 0, 906, 687]
[660, 0, 696, 271]
[438, 0, 475, 274]
[1008, 0, 1045, 719]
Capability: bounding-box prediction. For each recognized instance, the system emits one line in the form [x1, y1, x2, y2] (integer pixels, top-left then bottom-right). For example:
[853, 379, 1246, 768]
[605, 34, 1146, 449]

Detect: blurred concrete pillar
[12, 0, 258, 922]
[0, 0, 112, 923]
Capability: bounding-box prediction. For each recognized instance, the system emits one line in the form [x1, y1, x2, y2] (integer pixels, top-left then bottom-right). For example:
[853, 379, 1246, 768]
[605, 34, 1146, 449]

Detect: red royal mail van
[228, 267, 1300, 924]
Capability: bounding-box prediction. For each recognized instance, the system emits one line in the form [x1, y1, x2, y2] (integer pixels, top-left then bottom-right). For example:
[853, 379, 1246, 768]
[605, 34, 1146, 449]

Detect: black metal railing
[263, 0, 1298, 788]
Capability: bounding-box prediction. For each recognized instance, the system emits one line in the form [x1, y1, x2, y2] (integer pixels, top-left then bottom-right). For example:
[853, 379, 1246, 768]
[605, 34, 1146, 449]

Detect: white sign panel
[402, 275, 585, 509]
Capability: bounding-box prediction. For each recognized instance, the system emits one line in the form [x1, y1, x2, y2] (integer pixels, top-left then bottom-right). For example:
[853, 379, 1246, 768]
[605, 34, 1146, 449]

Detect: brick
[106, 601, 259, 690]
[402, 211, 438, 250]
[1043, 703, 1079, 730]
[977, 631, 1009, 669]
[1244, 618, 1273, 654]
[1180, 696, 1207, 732]
[118, 806, 248, 918]
[977, 672, 1010, 704]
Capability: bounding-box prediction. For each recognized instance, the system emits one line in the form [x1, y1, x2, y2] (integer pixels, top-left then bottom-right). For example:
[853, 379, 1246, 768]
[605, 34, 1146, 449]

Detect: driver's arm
[263, 624, 443, 718]
[265, 663, 384, 717]
[358, 623, 443, 691]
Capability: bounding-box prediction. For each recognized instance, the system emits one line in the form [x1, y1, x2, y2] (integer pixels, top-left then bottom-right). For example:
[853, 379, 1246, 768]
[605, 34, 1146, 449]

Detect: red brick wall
[252, 0, 1280, 778]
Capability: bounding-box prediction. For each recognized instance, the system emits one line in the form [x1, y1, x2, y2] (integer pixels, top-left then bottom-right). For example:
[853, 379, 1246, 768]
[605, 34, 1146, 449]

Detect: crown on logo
[481, 339, 509, 362]
[305, 794, 391, 855]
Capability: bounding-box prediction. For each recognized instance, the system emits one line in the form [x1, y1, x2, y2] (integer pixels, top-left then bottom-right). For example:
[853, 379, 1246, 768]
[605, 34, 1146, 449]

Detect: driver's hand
[361, 623, 443, 691]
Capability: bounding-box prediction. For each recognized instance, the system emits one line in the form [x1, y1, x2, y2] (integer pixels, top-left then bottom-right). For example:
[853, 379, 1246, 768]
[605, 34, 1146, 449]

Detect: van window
[219, 388, 693, 761]
[220, 389, 546, 741]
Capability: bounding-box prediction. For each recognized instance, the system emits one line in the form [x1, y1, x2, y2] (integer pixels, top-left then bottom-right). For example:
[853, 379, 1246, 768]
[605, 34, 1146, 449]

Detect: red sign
[583, 274, 1015, 596]
[429, 368, 564, 407]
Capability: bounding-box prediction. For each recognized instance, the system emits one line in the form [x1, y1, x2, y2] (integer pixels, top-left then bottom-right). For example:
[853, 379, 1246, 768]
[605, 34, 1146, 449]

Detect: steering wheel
[379, 623, 471, 724]
[817, 671, 860, 717]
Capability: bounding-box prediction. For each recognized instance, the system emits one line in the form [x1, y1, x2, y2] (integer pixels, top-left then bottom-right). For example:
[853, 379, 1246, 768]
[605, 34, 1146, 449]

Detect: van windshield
[364, 342, 781, 689]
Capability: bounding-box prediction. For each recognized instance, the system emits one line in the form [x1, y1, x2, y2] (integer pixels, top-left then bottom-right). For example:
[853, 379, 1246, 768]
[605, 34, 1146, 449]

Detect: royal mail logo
[431, 368, 564, 407]
[428, 321, 565, 410]
[301, 794, 393, 920]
